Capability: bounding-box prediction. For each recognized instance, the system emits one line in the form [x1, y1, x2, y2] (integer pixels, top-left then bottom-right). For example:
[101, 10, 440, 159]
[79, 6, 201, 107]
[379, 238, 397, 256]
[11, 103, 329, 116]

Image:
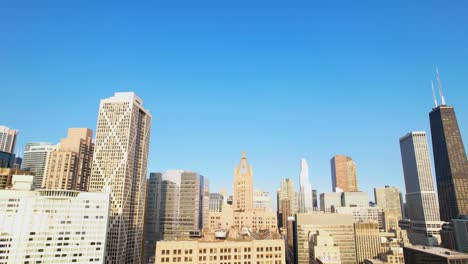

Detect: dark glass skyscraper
[429, 105, 468, 222]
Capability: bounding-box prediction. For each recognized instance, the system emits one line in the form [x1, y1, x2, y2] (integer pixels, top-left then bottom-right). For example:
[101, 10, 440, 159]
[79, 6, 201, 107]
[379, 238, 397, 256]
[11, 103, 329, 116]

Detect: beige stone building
[331, 155, 358, 192]
[89, 92, 151, 264]
[0, 168, 34, 189]
[295, 213, 356, 264]
[43, 128, 94, 191]
[310, 231, 342, 264]
[278, 178, 298, 215]
[354, 222, 384, 264]
[233, 208, 277, 232]
[234, 152, 254, 212]
[154, 238, 285, 264]
[374, 186, 402, 232]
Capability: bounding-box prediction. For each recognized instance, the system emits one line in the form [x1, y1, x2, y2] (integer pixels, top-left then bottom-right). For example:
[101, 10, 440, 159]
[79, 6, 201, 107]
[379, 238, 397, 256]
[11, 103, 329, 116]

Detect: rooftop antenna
[431, 81, 438, 107]
[436, 67, 446, 105]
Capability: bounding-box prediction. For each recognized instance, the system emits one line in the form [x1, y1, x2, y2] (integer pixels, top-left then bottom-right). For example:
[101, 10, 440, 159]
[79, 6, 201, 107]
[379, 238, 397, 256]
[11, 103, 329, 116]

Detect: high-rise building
[0, 126, 18, 153]
[144, 173, 158, 264]
[400, 132, 443, 246]
[354, 222, 384, 264]
[151, 170, 209, 241]
[43, 128, 94, 191]
[298, 158, 314, 213]
[233, 152, 253, 211]
[429, 101, 468, 221]
[294, 213, 357, 264]
[0, 151, 14, 168]
[0, 175, 110, 263]
[253, 189, 272, 210]
[89, 92, 151, 264]
[320, 192, 342, 212]
[209, 192, 225, 212]
[278, 178, 298, 215]
[374, 186, 403, 232]
[22, 142, 55, 189]
[334, 207, 385, 230]
[331, 155, 358, 192]
[341, 191, 368, 207]
[312, 189, 318, 208]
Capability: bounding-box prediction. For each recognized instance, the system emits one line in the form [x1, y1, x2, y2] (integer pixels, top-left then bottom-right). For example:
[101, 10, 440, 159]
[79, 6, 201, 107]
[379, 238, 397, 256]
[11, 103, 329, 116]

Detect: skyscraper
[253, 189, 272, 209]
[149, 170, 209, 240]
[400, 131, 443, 246]
[331, 155, 358, 192]
[429, 88, 468, 221]
[89, 92, 151, 264]
[21, 142, 55, 189]
[0, 125, 18, 153]
[278, 178, 298, 215]
[43, 128, 94, 191]
[298, 158, 313, 213]
[233, 151, 253, 211]
[374, 186, 403, 232]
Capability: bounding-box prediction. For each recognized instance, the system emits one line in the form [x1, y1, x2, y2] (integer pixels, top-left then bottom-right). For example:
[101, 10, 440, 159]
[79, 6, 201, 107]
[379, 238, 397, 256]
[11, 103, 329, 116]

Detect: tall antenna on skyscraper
[436, 67, 446, 105]
[431, 81, 438, 107]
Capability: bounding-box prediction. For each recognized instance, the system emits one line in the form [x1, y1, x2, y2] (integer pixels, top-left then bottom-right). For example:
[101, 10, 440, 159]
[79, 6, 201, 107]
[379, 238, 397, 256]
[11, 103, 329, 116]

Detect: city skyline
[2, 1, 468, 202]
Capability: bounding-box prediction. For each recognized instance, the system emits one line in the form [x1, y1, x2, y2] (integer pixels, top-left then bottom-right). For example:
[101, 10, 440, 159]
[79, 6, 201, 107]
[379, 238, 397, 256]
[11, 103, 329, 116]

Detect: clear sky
[1, 0, 467, 203]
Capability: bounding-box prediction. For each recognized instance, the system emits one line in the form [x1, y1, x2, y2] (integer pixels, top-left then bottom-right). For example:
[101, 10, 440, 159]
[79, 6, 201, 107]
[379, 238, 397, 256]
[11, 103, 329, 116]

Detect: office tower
[341, 191, 368, 207]
[295, 213, 356, 264]
[22, 142, 55, 189]
[310, 231, 341, 264]
[334, 207, 385, 229]
[374, 186, 403, 231]
[151, 170, 208, 241]
[0, 175, 110, 263]
[0, 151, 14, 168]
[0, 168, 34, 189]
[320, 192, 342, 212]
[331, 155, 358, 192]
[144, 173, 158, 264]
[253, 189, 272, 209]
[89, 92, 151, 264]
[298, 158, 313, 213]
[0, 126, 18, 153]
[13, 156, 22, 169]
[280, 198, 292, 231]
[154, 238, 285, 264]
[429, 92, 468, 221]
[403, 245, 468, 263]
[43, 128, 94, 191]
[233, 151, 253, 211]
[209, 192, 225, 212]
[354, 222, 384, 264]
[278, 178, 298, 214]
[400, 132, 443, 246]
[312, 189, 318, 208]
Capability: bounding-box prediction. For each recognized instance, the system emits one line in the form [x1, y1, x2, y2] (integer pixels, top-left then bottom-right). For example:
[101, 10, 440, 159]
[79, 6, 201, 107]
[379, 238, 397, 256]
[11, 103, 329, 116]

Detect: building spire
[436, 67, 446, 105]
[431, 81, 438, 108]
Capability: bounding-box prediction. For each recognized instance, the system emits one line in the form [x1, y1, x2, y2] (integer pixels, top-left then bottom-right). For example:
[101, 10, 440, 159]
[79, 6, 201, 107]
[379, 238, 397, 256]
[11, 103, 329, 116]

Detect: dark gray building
[429, 105, 468, 222]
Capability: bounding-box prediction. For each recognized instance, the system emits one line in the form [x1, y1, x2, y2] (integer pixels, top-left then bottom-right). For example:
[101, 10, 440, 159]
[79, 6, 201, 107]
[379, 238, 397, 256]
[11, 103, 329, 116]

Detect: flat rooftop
[404, 245, 468, 259]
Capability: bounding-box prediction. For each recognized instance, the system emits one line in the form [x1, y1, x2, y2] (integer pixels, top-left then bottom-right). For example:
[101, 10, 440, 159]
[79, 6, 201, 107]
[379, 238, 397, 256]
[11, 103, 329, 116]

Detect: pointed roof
[235, 151, 253, 178]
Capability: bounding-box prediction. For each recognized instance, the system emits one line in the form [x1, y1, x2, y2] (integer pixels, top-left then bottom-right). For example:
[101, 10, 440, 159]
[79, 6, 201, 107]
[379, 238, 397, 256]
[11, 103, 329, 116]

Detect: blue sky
[1, 0, 467, 203]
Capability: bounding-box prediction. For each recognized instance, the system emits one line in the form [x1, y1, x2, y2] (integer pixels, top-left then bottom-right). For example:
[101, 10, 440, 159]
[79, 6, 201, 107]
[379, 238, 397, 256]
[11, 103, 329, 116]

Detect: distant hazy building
[152, 170, 209, 241]
[341, 191, 368, 207]
[334, 207, 384, 229]
[0, 126, 18, 153]
[278, 178, 298, 214]
[320, 192, 343, 212]
[43, 128, 94, 191]
[0, 168, 34, 189]
[403, 245, 468, 263]
[233, 152, 253, 211]
[154, 238, 285, 264]
[331, 155, 358, 192]
[0, 175, 110, 263]
[298, 158, 314, 213]
[13, 156, 22, 169]
[400, 132, 443, 245]
[429, 101, 468, 221]
[310, 231, 342, 264]
[22, 142, 55, 189]
[374, 186, 403, 231]
[312, 189, 318, 208]
[294, 213, 356, 264]
[209, 192, 225, 212]
[253, 189, 272, 209]
[354, 222, 384, 264]
[89, 92, 151, 263]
